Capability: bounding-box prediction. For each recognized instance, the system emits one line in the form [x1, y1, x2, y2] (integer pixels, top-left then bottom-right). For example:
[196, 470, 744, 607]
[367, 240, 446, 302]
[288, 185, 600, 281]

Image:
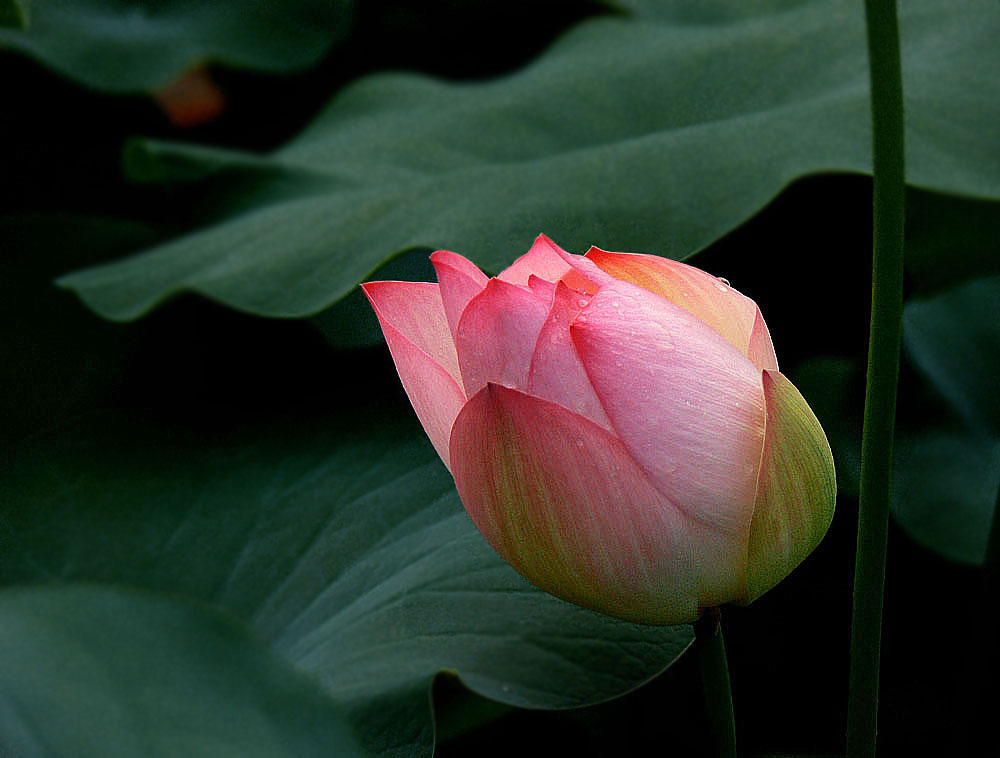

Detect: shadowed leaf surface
[0, 584, 365, 757]
[1, 409, 693, 756]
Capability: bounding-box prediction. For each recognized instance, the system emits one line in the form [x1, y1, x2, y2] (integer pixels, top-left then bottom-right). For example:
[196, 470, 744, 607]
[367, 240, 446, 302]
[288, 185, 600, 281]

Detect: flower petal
[497, 234, 574, 286]
[527, 283, 612, 430]
[449, 383, 701, 625]
[361, 281, 461, 384]
[743, 370, 836, 602]
[362, 281, 466, 469]
[430, 250, 489, 342]
[747, 308, 779, 373]
[570, 280, 766, 601]
[455, 278, 550, 397]
[585, 249, 778, 371]
[526, 274, 557, 302]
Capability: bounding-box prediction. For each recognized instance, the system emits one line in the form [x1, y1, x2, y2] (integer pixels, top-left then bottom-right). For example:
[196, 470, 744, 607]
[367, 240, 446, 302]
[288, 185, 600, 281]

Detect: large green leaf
[0, 584, 365, 757]
[0, 0, 353, 91]
[57, 0, 1000, 321]
[893, 276, 1000, 565]
[1, 408, 692, 757]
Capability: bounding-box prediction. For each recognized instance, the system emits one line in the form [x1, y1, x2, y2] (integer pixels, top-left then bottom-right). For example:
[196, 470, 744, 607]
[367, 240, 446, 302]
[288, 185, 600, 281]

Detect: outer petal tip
[362, 279, 466, 470]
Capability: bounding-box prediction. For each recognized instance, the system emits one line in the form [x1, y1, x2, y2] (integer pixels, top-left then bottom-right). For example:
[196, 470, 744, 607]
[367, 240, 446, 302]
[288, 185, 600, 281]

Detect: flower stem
[847, 1, 905, 757]
[696, 608, 737, 758]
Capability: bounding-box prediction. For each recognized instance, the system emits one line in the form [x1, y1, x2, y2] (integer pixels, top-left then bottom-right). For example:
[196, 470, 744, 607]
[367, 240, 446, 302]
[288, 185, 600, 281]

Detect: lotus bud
[363, 235, 836, 625]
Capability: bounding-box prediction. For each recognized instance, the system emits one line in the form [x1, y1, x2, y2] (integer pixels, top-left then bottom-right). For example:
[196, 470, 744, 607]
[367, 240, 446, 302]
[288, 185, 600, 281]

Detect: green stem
[696, 608, 737, 758]
[847, 2, 905, 757]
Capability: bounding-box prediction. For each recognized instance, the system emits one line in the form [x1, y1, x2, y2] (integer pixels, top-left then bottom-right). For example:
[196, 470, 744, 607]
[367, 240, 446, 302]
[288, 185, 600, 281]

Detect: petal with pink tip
[570, 281, 766, 601]
[362, 281, 466, 469]
[747, 308, 779, 373]
[497, 234, 573, 286]
[430, 250, 489, 341]
[362, 281, 461, 384]
[449, 383, 701, 625]
[455, 278, 550, 397]
[526, 274, 557, 302]
[742, 370, 836, 602]
[585, 249, 778, 371]
[527, 283, 611, 430]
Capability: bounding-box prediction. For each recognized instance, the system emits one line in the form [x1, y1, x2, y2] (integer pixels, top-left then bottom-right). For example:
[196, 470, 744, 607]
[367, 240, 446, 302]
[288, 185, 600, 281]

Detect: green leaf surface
[0, 0, 28, 28]
[0, 0, 353, 91]
[893, 276, 1000, 564]
[57, 0, 1000, 321]
[0, 584, 365, 757]
[1, 409, 692, 757]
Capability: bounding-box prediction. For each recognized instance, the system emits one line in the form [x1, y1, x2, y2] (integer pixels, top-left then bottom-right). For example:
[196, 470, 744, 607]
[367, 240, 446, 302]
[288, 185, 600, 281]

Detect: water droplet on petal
[575, 438, 585, 448]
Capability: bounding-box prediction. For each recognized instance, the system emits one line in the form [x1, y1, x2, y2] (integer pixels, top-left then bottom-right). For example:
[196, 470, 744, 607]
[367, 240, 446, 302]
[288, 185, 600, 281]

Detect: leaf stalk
[847, 1, 905, 756]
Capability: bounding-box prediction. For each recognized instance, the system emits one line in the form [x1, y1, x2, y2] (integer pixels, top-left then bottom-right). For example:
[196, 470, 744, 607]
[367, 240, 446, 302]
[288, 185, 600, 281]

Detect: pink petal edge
[527, 282, 612, 430]
[361, 280, 461, 385]
[454, 278, 551, 397]
[497, 234, 574, 287]
[430, 250, 489, 342]
[362, 282, 467, 469]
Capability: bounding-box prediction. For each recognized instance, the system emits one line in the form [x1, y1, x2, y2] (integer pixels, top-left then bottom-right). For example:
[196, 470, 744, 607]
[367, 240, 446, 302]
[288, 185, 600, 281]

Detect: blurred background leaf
[0, 0, 27, 28]
[55, 0, 1000, 322]
[0, 0, 355, 91]
[794, 275, 1000, 566]
[0, 584, 366, 757]
[893, 275, 1000, 564]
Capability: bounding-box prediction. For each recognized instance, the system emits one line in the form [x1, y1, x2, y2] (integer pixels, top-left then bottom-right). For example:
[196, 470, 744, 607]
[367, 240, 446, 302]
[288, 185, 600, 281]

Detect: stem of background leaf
[847, 1, 905, 757]
[695, 608, 737, 758]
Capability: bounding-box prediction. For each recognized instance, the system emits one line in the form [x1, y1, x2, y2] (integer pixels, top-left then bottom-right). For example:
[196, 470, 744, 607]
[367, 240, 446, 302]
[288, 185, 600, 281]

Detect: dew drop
[575, 438, 585, 448]
[578, 298, 588, 308]
[714, 282, 729, 292]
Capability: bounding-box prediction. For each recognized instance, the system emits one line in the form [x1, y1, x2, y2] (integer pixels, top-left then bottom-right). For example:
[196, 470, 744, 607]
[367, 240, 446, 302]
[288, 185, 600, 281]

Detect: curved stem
[847, 2, 905, 757]
[696, 608, 737, 758]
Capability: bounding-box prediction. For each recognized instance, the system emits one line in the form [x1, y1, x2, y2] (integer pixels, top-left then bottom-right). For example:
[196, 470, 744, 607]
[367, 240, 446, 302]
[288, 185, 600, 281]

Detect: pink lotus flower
[363, 235, 835, 625]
